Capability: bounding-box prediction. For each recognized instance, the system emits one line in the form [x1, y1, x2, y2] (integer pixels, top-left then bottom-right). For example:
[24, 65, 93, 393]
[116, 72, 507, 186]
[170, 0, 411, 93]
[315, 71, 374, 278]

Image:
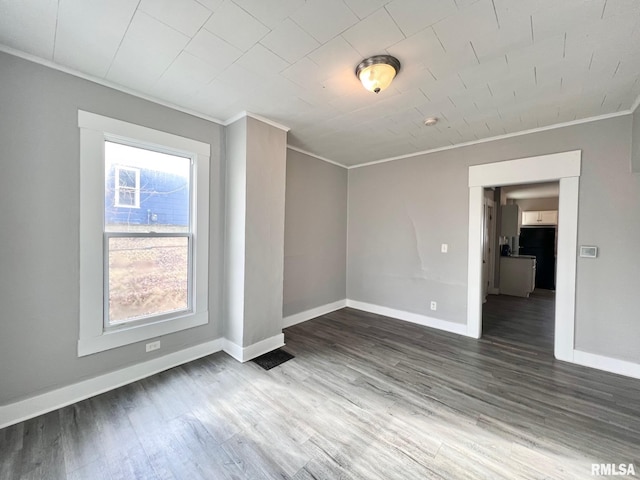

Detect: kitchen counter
[499, 256, 537, 297]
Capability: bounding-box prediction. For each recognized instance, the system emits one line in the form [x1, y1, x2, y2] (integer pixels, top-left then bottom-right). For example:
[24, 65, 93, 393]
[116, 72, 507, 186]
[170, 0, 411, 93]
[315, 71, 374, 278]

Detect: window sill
[78, 311, 208, 357]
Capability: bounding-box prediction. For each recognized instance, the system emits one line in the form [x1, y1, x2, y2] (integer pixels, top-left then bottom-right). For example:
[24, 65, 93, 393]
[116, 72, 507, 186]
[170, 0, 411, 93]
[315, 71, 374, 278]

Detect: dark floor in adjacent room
[482, 289, 556, 354]
[2, 305, 640, 479]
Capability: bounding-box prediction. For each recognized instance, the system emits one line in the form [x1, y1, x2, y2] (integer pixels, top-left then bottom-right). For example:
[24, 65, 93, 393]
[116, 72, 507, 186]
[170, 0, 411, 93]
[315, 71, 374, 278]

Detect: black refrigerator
[519, 227, 556, 290]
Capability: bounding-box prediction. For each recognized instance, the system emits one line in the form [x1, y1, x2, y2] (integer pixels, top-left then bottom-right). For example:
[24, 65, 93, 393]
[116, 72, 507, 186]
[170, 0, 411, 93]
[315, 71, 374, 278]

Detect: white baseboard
[283, 299, 347, 328]
[346, 299, 470, 337]
[223, 333, 285, 362]
[572, 350, 640, 380]
[0, 338, 224, 430]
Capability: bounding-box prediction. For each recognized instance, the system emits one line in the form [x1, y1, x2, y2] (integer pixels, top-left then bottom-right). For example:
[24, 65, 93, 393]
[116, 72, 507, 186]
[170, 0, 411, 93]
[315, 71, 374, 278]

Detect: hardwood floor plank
[2, 291, 640, 479]
[19, 411, 66, 480]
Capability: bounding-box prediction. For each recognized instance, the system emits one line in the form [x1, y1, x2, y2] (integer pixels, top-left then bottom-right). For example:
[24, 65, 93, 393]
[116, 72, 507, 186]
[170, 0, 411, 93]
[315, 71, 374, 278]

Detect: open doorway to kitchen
[467, 151, 581, 362]
[482, 182, 559, 354]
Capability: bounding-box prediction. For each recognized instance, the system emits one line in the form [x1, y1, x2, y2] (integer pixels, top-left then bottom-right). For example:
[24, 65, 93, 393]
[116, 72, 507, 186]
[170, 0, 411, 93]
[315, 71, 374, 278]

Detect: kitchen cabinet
[500, 204, 520, 237]
[522, 210, 558, 225]
[499, 256, 536, 297]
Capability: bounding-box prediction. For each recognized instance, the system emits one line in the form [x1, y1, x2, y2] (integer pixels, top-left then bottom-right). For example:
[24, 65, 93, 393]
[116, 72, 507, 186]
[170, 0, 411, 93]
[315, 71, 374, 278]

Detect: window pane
[105, 141, 190, 233]
[119, 169, 137, 188]
[107, 236, 189, 325]
[118, 188, 136, 206]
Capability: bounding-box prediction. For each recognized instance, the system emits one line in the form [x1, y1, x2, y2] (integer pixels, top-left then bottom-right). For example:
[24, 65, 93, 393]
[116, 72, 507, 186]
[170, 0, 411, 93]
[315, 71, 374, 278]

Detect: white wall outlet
[441, 243, 448, 253]
[430, 301, 437, 311]
[146, 340, 161, 353]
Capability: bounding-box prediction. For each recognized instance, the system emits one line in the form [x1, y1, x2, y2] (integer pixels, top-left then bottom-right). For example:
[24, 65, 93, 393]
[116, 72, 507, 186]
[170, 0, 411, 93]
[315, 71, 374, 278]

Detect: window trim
[78, 111, 210, 357]
[113, 165, 140, 208]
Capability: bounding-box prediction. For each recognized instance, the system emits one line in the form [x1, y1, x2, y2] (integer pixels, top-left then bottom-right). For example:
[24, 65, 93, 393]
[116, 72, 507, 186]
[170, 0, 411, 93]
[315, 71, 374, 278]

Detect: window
[113, 165, 140, 208]
[78, 111, 210, 356]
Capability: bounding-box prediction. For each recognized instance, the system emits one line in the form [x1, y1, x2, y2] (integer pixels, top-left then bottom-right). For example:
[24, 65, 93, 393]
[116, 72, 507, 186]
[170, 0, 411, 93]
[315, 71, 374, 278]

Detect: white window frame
[113, 165, 140, 208]
[78, 111, 210, 357]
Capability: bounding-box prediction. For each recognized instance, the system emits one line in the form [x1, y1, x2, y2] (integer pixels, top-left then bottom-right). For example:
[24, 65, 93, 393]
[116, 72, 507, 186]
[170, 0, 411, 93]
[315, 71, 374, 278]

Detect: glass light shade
[355, 55, 401, 94]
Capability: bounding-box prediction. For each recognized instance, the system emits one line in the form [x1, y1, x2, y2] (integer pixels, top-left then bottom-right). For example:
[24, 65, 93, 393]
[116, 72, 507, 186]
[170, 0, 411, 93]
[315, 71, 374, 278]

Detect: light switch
[441, 244, 448, 253]
[579, 246, 598, 258]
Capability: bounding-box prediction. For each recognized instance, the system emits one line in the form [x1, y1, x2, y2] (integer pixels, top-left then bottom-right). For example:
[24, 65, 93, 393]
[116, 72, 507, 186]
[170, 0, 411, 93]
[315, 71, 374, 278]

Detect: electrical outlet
[441, 244, 448, 253]
[430, 301, 437, 311]
[146, 340, 161, 353]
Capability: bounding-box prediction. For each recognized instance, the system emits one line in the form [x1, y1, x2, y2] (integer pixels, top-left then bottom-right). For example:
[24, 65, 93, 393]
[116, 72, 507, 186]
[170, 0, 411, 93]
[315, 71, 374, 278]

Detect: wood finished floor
[2, 299, 640, 479]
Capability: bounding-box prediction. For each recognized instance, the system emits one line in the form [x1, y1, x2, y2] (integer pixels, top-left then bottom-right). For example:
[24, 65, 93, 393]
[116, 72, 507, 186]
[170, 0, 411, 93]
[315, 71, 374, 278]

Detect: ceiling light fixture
[424, 117, 438, 126]
[355, 55, 401, 94]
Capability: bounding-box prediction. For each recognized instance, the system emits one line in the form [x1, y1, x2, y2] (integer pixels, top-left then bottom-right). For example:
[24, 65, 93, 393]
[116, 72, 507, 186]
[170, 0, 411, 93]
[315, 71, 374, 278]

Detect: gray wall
[223, 119, 247, 347]
[243, 117, 287, 345]
[223, 116, 287, 348]
[348, 115, 640, 363]
[0, 52, 224, 405]
[633, 106, 640, 173]
[283, 150, 348, 317]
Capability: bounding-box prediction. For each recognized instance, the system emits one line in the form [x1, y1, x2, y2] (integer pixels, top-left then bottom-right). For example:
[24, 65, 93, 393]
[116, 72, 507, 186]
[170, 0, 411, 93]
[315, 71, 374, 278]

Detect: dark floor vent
[252, 349, 294, 370]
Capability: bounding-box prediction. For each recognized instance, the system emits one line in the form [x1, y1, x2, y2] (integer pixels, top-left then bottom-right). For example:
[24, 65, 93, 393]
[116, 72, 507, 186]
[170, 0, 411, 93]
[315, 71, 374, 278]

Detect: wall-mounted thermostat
[579, 246, 598, 258]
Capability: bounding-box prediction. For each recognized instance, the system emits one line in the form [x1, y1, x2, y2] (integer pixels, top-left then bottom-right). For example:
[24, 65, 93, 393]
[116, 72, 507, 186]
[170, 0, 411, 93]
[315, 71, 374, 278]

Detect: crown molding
[286, 145, 348, 169]
[224, 111, 290, 132]
[349, 110, 632, 169]
[0, 44, 226, 126]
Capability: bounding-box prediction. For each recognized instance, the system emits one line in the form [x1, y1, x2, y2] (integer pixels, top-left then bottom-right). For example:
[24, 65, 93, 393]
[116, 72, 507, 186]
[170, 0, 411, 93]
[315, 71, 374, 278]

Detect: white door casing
[467, 151, 581, 362]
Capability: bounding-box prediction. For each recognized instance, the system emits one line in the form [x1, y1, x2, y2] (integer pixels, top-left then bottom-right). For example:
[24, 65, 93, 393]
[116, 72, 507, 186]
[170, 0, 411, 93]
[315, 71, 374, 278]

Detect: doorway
[467, 151, 581, 362]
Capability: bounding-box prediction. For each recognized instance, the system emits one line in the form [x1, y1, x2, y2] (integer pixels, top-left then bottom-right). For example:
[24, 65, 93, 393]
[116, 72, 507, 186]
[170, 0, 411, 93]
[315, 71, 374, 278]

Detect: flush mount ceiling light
[424, 117, 439, 126]
[355, 55, 401, 94]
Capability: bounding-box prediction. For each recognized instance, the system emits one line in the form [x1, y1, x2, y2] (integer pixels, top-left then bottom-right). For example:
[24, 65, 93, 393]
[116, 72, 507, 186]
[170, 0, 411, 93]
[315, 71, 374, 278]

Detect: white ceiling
[503, 182, 559, 199]
[1, 0, 640, 167]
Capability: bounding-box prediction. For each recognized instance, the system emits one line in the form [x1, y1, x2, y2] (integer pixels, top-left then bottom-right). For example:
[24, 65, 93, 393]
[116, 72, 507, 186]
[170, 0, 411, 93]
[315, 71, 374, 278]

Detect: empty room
[1, 1, 640, 479]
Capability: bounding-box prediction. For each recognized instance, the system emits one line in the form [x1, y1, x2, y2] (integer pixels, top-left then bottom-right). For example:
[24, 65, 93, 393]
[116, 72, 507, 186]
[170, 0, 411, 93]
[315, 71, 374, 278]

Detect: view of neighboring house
[105, 141, 190, 229]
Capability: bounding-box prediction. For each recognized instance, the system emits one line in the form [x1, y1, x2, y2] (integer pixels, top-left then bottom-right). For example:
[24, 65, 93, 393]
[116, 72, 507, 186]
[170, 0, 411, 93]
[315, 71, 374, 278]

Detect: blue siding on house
[105, 166, 189, 226]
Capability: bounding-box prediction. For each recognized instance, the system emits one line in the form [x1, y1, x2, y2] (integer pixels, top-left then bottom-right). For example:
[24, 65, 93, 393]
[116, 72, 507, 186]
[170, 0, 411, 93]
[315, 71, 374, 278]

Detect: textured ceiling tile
[2, 0, 639, 165]
[236, 43, 290, 75]
[432, 0, 498, 54]
[601, 0, 640, 18]
[290, 0, 359, 44]
[54, 0, 138, 77]
[195, 0, 224, 12]
[192, 78, 246, 112]
[260, 18, 319, 64]
[155, 51, 219, 92]
[506, 34, 565, 74]
[341, 8, 406, 58]
[232, 0, 305, 29]
[386, 0, 458, 37]
[532, 1, 604, 41]
[0, 0, 57, 59]
[139, 0, 211, 37]
[185, 29, 243, 70]
[203, 0, 270, 52]
[215, 61, 274, 94]
[307, 35, 362, 80]
[106, 11, 190, 90]
[421, 75, 468, 102]
[387, 27, 444, 68]
[281, 57, 325, 88]
[343, 0, 389, 19]
[428, 46, 479, 81]
[458, 55, 509, 88]
[391, 64, 438, 93]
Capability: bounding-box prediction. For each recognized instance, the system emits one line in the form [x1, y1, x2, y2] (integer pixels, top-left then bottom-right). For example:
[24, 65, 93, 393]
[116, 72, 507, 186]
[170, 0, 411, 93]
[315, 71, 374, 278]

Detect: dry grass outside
[108, 236, 188, 324]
